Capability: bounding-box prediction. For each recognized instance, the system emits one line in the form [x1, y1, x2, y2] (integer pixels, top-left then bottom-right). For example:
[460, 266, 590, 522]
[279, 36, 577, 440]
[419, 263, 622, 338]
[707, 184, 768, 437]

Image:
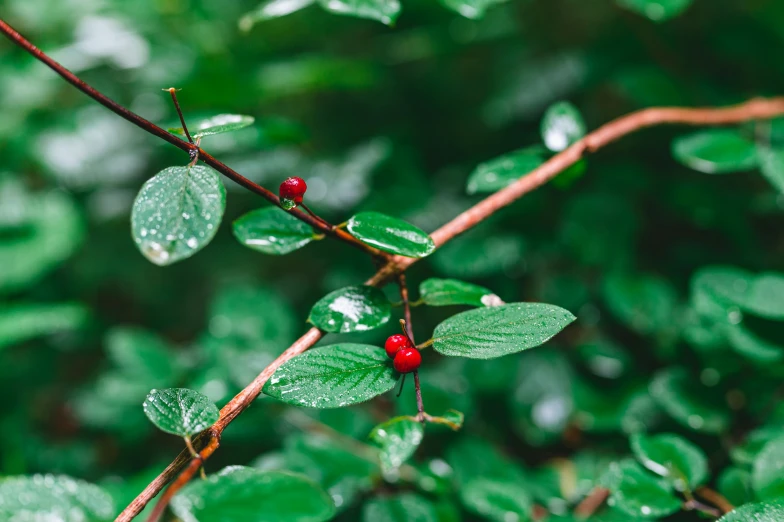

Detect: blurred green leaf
[418, 278, 499, 307]
[540, 101, 586, 152]
[317, 0, 401, 25]
[131, 165, 226, 266]
[309, 285, 391, 333]
[369, 416, 424, 472]
[616, 0, 693, 22]
[0, 474, 114, 522]
[465, 148, 544, 195]
[263, 344, 397, 408]
[239, 0, 316, 30]
[439, 0, 506, 19]
[347, 211, 435, 258]
[432, 233, 525, 278]
[171, 467, 336, 522]
[672, 129, 758, 174]
[752, 437, 784, 500]
[630, 432, 708, 490]
[233, 207, 316, 255]
[362, 494, 438, 522]
[603, 460, 680, 518]
[649, 368, 731, 434]
[602, 273, 679, 335]
[0, 302, 88, 350]
[106, 327, 179, 384]
[142, 388, 220, 437]
[757, 146, 784, 193]
[741, 273, 784, 320]
[460, 477, 532, 522]
[717, 467, 754, 507]
[431, 303, 575, 359]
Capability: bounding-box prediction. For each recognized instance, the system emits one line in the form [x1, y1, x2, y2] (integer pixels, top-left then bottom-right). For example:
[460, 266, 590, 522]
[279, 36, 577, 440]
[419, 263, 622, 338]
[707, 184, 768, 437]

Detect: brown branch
[5, 17, 784, 522]
[573, 487, 609, 519]
[117, 93, 784, 520]
[0, 18, 383, 258]
[696, 486, 735, 514]
[166, 88, 193, 144]
[397, 274, 426, 421]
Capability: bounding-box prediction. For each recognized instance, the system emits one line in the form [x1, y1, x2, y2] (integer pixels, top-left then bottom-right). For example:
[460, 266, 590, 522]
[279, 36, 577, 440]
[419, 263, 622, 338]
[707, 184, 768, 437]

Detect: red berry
[385, 334, 411, 359]
[279, 177, 307, 207]
[393, 347, 421, 373]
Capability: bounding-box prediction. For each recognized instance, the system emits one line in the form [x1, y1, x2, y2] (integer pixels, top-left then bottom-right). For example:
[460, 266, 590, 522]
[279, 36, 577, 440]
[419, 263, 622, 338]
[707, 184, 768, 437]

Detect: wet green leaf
[171, 467, 335, 522]
[541, 101, 586, 152]
[263, 344, 397, 408]
[604, 460, 681, 518]
[672, 129, 758, 174]
[649, 368, 731, 434]
[741, 273, 784, 320]
[317, 0, 401, 25]
[418, 278, 499, 307]
[460, 477, 532, 522]
[0, 302, 88, 350]
[239, 0, 316, 30]
[369, 416, 424, 472]
[347, 211, 435, 258]
[142, 388, 220, 437]
[431, 303, 576, 359]
[362, 494, 438, 522]
[757, 146, 784, 193]
[465, 148, 543, 195]
[170, 114, 255, 138]
[630, 432, 708, 490]
[691, 265, 753, 321]
[233, 207, 316, 255]
[0, 474, 115, 522]
[717, 499, 784, 522]
[752, 437, 784, 500]
[309, 285, 391, 333]
[616, 0, 693, 22]
[131, 165, 226, 266]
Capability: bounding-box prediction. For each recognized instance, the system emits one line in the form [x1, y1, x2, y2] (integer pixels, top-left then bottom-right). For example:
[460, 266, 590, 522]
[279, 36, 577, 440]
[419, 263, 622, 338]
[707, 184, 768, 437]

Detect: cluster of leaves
[3, 0, 784, 521]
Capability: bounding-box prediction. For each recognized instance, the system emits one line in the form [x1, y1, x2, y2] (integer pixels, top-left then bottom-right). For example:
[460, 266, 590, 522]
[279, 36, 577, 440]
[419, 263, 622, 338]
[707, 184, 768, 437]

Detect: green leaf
[649, 368, 731, 434]
[540, 101, 586, 152]
[605, 460, 681, 518]
[741, 273, 784, 320]
[602, 273, 678, 335]
[727, 321, 784, 363]
[691, 265, 753, 321]
[170, 114, 255, 138]
[0, 302, 88, 350]
[439, 0, 506, 19]
[263, 343, 397, 408]
[317, 0, 401, 25]
[752, 437, 784, 500]
[171, 467, 335, 522]
[418, 278, 500, 307]
[107, 327, 179, 384]
[0, 474, 115, 522]
[431, 303, 576, 359]
[142, 388, 220, 437]
[717, 499, 784, 522]
[131, 165, 226, 266]
[239, 0, 316, 30]
[346, 212, 435, 258]
[616, 0, 693, 22]
[0, 180, 84, 294]
[459, 477, 532, 522]
[757, 146, 784, 193]
[309, 285, 391, 333]
[432, 232, 525, 278]
[369, 416, 424, 471]
[671, 129, 758, 174]
[630, 432, 709, 490]
[233, 207, 316, 255]
[362, 494, 438, 522]
[718, 467, 754, 507]
[465, 148, 543, 195]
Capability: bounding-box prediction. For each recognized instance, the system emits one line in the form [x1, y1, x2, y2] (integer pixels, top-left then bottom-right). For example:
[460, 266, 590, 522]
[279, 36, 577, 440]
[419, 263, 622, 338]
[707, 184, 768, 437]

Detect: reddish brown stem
[166, 88, 193, 144]
[573, 487, 609, 519]
[397, 274, 425, 420]
[5, 18, 784, 522]
[0, 19, 382, 258]
[696, 486, 735, 514]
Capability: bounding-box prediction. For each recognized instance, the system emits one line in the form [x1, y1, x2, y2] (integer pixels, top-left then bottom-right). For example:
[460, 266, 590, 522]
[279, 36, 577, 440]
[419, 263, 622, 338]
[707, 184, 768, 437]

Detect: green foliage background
[2, 0, 784, 520]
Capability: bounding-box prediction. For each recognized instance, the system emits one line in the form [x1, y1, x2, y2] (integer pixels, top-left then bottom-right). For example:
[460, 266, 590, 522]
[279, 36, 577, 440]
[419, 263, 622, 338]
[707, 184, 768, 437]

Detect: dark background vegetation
[1, 0, 783, 520]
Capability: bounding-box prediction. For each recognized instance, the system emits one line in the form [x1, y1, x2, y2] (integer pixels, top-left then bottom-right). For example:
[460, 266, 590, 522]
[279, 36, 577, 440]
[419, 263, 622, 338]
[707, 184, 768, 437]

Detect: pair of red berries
[385, 334, 421, 373]
[279, 176, 307, 210]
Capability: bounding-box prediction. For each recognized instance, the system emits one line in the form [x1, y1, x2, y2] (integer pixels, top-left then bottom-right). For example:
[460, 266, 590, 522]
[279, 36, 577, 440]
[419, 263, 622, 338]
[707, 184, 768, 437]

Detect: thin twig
[0, 19, 383, 258]
[397, 274, 426, 421]
[573, 487, 609, 519]
[696, 486, 735, 514]
[5, 19, 784, 521]
[166, 88, 193, 144]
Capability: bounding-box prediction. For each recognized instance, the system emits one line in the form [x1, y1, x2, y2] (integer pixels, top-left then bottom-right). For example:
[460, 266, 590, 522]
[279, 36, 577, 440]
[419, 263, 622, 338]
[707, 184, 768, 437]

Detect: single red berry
[385, 334, 411, 359]
[279, 177, 307, 209]
[393, 347, 421, 374]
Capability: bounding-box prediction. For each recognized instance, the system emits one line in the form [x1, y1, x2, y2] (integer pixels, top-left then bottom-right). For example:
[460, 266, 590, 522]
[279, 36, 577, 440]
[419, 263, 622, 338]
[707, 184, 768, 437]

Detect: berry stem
[166, 88, 193, 144]
[299, 202, 334, 230]
[397, 273, 426, 421]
